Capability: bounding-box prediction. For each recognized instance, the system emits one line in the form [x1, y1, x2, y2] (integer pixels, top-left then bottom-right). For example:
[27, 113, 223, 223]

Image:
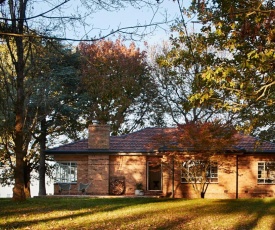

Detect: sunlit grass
[0, 197, 274, 229]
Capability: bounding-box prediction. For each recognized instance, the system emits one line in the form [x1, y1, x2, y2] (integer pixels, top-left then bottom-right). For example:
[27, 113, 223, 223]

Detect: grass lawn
[0, 197, 274, 230]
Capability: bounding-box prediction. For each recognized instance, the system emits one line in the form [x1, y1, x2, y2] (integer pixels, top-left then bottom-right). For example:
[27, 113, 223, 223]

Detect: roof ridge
[49, 138, 87, 150]
[116, 127, 170, 138]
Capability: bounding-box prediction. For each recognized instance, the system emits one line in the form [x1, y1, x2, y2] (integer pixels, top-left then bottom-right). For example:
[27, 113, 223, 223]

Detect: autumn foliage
[152, 121, 238, 153]
[79, 39, 147, 82]
[78, 39, 150, 134]
[176, 121, 238, 153]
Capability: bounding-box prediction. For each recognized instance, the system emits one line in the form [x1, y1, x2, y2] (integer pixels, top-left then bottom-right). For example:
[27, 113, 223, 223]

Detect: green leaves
[184, 0, 275, 140]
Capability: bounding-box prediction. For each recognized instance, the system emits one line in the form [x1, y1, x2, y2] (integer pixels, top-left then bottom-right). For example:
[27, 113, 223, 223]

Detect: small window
[181, 160, 218, 183]
[258, 161, 275, 184]
[55, 162, 77, 183]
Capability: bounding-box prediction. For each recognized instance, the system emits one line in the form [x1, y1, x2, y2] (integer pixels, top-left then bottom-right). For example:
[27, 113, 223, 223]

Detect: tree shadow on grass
[1, 198, 274, 229]
[0, 197, 170, 229]
[0, 197, 166, 217]
[209, 199, 275, 230]
[147, 198, 275, 230]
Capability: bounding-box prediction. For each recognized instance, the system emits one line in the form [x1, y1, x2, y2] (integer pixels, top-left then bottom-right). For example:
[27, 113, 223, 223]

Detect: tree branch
[0, 0, 71, 21]
[0, 21, 170, 41]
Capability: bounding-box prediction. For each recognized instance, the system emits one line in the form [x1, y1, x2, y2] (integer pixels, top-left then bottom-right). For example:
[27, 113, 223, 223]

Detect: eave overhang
[45, 149, 159, 155]
[45, 148, 249, 156]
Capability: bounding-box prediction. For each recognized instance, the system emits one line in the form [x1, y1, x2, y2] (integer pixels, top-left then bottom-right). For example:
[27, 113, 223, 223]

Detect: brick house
[46, 123, 275, 198]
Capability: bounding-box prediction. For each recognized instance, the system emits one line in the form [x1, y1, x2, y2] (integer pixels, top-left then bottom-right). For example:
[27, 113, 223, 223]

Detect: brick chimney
[88, 122, 110, 149]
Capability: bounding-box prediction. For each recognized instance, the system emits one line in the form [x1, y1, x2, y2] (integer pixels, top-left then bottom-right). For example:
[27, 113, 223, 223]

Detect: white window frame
[55, 162, 77, 183]
[258, 161, 275, 184]
[181, 160, 218, 183]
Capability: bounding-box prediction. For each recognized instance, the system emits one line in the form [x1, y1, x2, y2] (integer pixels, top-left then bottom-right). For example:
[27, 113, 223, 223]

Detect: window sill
[257, 183, 275, 185]
[181, 182, 219, 184]
[54, 182, 77, 185]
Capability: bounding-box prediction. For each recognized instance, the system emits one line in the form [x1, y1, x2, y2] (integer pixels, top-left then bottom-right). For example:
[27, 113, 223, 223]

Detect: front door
[147, 161, 162, 191]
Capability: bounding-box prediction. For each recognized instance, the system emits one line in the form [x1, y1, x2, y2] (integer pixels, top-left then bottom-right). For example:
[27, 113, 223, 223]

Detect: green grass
[0, 197, 274, 230]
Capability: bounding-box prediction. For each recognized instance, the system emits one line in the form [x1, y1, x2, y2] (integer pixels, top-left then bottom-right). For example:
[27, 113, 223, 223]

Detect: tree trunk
[13, 90, 26, 201]
[13, 149, 26, 201]
[24, 161, 31, 198]
[38, 149, 47, 196]
[201, 181, 209, 199]
[38, 118, 47, 196]
[12, 0, 28, 202]
[201, 192, 205, 199]
[13, 51, 26, 201]
[13, 99, 26, 201]
[24, 182, 31, 198]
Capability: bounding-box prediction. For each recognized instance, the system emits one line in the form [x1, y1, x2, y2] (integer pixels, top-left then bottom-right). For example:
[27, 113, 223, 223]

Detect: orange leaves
[79, 39, 145, 71]
[150, 121, 238, 154]
[77, 38, 150, 130]
[177, 121, 238, 153]
[78, 39, 147, 91]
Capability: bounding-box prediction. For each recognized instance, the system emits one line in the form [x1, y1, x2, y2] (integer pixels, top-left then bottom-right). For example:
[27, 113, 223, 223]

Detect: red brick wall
[162, 154, 239, 198]
[238, 155, 275, 198]
[163, 154, 275, 198]
[88, 155, 109, 194]
[53, 153, 275, 198]
[88, 124, 110, 149]
[109, 155, 147, 195]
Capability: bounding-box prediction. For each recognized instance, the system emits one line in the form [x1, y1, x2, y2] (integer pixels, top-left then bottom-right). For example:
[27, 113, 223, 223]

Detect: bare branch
[0, 0, 71, 21]
[0, 20, 170, 41]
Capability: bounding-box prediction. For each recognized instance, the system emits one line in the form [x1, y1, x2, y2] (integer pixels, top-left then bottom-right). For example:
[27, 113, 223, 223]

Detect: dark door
[147, 162, 162, 191]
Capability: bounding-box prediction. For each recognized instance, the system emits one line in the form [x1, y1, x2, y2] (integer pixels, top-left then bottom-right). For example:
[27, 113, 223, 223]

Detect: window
[55, 162, 77, 183]
[181, 160, 218, 183]
[258, 161, 275, 184]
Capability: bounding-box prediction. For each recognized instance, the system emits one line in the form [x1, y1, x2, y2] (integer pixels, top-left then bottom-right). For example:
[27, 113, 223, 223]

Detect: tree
[0, 0, 167, 201]
[148, 31, 235, 125]
[156, 121, 238, 198]
[186, 0, 275, 139]
[78, 39, 155, 135]
[177, 121, 238, 198]
[29, 44, 81, 196]
[0, 37, 81, 197]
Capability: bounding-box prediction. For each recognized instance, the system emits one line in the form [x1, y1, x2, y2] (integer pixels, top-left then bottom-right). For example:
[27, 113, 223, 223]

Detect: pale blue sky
[78, 1, 183, 43]
[86, 0, 194, 45]
[33, 0, 194, 48]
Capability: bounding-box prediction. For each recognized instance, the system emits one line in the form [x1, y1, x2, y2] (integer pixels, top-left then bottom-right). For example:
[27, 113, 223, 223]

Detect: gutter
[45, 149, 160, 155]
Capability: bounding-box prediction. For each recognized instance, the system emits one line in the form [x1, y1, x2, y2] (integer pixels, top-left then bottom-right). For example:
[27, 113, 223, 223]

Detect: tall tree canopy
[0, 38, 80, 197]
[148, 32, 235, 125]
[78, 39, 156, 135]
[187, 0, 275, 139]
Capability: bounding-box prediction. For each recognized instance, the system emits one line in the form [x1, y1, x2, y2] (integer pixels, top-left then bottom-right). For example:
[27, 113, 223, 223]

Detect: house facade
[46, 123, 275, 198]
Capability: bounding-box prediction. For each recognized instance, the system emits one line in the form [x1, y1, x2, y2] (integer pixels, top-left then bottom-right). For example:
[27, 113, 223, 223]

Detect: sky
[34, 0, 195, 49]
[82, 0, 195, 47]
[77, 0, 183, 45]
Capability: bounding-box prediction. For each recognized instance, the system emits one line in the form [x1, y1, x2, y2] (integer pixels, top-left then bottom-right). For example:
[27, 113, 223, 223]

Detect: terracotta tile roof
[234, 134, 275, 153]
[46, 127, 275, 154]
